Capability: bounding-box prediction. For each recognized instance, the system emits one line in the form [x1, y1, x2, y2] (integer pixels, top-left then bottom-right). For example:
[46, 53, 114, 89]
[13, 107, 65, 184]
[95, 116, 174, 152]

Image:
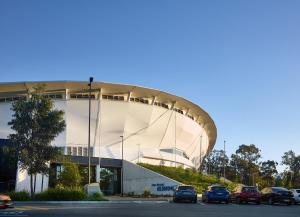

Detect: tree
[230, 144, 261, 185]
[258, 160, 278, 188]
[202, 150, 229, 177]
[281, 150, 300, 188]
[58, 160, 82, 188]
[8, 86, 66, 197]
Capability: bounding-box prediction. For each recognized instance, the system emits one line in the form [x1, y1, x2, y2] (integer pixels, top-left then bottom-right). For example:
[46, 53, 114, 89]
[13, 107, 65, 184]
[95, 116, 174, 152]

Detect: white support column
[98, 88, 102, 100]
[185, 108, 190, 115]
[127, 92, 132, 102]
[171, 101, 176, 110]
[151, 96, 156, 105]
[96, 165, 101, 182]
[65, 89, 69, 100]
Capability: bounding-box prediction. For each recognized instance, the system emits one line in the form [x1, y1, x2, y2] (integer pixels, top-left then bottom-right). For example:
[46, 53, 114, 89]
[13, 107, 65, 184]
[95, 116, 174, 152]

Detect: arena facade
[0, 81, 217, 194]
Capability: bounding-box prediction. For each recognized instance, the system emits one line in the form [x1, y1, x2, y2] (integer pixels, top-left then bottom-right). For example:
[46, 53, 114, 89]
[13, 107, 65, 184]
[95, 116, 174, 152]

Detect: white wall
[0, 99, 210, 192]
[123, 160, 182, 196]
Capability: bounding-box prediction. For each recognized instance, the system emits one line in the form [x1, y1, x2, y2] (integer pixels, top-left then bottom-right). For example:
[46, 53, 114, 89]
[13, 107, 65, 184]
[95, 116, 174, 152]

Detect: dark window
[242, 187, 258, 192]
[178, 186, 194, 191]
[67, 147, 72, 155]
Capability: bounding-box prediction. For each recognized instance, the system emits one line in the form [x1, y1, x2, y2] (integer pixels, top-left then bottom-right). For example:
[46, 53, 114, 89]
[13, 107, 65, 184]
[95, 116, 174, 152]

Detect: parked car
[261, 187, 293, 205]
[290, 189, 300, 204]
[230, 185, 261, 204]
[0, 194, 13, 209]
[173, 185, 197, 203]
[202, 185, 230, 203]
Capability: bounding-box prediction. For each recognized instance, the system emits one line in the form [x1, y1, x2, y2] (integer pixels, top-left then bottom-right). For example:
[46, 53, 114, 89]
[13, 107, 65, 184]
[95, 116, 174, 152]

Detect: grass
[138, 163, 238, 192]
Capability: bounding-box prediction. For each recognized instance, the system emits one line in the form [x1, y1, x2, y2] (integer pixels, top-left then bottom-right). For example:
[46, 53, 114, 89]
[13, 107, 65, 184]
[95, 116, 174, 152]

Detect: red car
[231, 186, 261, 204]
[0, 194, 13, 209]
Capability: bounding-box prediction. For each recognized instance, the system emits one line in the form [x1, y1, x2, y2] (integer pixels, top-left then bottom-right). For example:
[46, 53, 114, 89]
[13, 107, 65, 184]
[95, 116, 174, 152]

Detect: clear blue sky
[1, 0, 299, 171]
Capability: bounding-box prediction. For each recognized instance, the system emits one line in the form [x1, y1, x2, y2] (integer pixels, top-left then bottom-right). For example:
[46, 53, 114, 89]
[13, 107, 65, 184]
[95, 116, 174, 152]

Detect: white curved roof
[0, 81, 217, 152]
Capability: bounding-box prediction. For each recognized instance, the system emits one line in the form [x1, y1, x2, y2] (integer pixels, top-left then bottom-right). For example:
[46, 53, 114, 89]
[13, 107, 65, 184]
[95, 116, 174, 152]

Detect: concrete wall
[123, 160, 182, 196]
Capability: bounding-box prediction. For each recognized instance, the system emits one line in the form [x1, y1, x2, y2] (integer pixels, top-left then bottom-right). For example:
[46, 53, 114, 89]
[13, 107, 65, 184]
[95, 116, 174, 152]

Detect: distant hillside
[138, 163, 238, 192]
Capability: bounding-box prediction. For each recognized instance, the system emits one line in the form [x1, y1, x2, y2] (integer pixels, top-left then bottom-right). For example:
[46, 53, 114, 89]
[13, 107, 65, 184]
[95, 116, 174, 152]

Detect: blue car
[202, 185, 230, 203]
[173, 185, 198, 203]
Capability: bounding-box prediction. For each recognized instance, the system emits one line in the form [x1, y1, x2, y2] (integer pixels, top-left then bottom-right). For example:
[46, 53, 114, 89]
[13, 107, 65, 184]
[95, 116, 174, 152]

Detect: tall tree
[259, 160, 278, 188]
[8, 86, 66, 197]
[202, 150, 229, 177]
[230, 144, 261, 185]
[281, 150, 300, 188]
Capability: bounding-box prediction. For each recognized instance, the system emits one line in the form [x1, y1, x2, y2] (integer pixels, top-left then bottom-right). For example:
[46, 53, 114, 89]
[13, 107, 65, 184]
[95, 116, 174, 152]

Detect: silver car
[290, 189, 300, 204]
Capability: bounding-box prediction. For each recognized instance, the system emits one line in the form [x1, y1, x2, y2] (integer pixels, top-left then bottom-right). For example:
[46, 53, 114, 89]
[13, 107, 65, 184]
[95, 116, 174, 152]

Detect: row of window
[70, 93, 96, 99]
[0, 96, 26, 102]
[66, 146, 94, 157]
[154, 102, 169, 109]
[44, 94, 63, 99]
[102, 95, 125, 101]
[0, 93, 197, 123]
[130, 97, 149, 104]
[173, 108, 184, 115]
[160, 148, 190, 160]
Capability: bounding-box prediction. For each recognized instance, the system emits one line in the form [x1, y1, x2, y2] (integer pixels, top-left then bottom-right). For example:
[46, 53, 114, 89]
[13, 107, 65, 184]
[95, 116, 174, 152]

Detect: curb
[14, 200, 171, 205]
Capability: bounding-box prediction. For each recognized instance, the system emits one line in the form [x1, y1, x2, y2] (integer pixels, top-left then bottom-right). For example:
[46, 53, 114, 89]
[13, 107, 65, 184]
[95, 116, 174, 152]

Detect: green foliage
[202, 150, 229, 177]
[35, 187, 86, 201]
[142, 188, 151, 197]
[281, 150, 300, 188]
[138, 163, 237, 193]
[8, 191, 31, 201]
[8, 85, 66, 197]
[86, 192, 106, 201]
[58, 160, 82, 188]
[258, 160, 278, 188]
[230, 144, 261, 185]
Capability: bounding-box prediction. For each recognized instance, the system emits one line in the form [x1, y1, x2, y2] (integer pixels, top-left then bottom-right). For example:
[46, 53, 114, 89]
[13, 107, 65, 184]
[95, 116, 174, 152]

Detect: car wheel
[225, 199, 229, 204]
[194, 199, 197, 204]
[206, 198, 210, 203]
[236, 197, 241, 204]
[256, 201, 261, 205]
[268, 198, 273, 205]
[173, 198, 177, 203]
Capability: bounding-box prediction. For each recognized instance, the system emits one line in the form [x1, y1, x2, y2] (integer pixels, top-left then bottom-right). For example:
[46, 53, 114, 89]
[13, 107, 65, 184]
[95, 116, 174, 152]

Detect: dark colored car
[231, 186, 261, 204]
[0, 194, 13, 209]
[202, 185, 230, 203]
[261, 187, 293, 205]
[173, 185, 197, 203]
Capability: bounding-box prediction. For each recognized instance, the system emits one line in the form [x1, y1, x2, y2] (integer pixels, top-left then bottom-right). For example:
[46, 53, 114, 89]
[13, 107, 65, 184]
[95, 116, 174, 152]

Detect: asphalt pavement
[0, 201, 299, 217]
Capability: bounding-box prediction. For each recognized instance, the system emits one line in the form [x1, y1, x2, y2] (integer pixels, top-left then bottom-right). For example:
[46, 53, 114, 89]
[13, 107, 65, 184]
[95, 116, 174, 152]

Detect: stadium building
[0, 81, 217, 195]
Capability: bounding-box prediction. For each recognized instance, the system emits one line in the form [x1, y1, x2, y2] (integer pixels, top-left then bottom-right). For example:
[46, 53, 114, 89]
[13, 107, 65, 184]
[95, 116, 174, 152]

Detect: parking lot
[0, 201, 299, 217]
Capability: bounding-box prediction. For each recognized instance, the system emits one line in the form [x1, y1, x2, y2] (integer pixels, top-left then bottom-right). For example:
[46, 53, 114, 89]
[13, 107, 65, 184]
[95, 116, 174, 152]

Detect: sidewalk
[104, 195, 172, 202]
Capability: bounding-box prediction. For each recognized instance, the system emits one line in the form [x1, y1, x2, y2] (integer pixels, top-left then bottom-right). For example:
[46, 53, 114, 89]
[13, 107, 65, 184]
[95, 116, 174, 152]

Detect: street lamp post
[120, 136, 124, 197]
[223, 140, 226, 179]
[199, 135, 202, 173]
[88, 77, 93, 184]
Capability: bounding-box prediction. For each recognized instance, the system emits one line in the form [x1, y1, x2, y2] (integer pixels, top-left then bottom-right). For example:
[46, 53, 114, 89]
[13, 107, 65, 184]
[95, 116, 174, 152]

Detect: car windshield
[272, 187, 288, 193]
[211, 186, 226, 191]
[297, 190, 300, 193]
[243, 187, 258, 192]
[178, 186, 194, 191]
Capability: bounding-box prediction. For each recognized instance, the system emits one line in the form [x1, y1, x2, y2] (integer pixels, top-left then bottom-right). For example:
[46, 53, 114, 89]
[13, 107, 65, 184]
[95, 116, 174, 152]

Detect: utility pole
[199, 135, 202, 173]
[223, 140, 226, 179]
[88, 77, 93, 184]
[120, 136, 124, 197]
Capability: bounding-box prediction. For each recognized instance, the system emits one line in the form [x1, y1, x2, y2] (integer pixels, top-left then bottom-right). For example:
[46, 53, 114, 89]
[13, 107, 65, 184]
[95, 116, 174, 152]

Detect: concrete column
[127, 92, 132, 102]
[96, 165, 101, 182]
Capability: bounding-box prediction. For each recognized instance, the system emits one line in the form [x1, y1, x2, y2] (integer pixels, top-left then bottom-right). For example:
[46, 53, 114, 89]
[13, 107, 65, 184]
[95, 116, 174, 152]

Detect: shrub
[138, 163, 239, 193]
[86, 192, 106, 201]
[142, 188, 151, 197]
[58, 161, 82, 188]
[8, 191, 31, 201]
[35, 187, 86, 201]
